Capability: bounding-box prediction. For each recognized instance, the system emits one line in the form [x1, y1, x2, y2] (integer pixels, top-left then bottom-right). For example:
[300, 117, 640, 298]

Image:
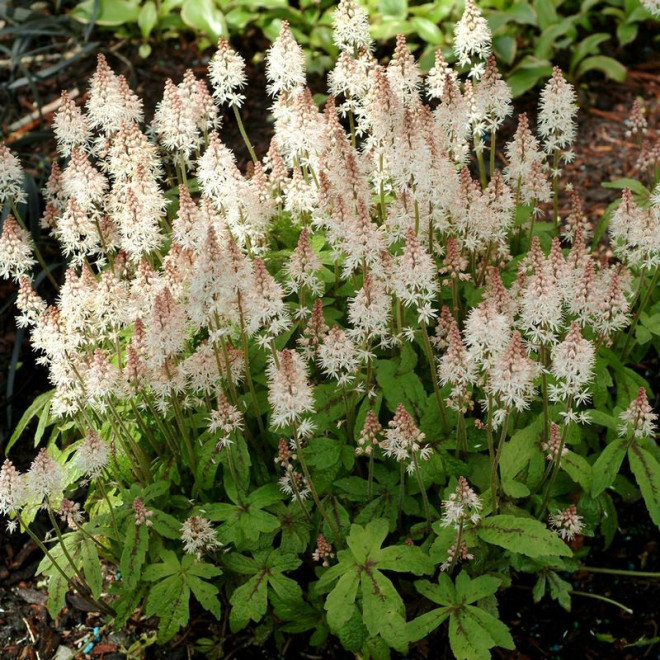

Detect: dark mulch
[1, 20, 659, 660]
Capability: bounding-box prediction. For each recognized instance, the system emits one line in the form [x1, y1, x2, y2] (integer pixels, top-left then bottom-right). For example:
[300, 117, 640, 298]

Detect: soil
[1, 9, 659, 660]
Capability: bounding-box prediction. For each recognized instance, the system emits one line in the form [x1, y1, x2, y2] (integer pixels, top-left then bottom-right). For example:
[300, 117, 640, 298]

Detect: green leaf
[547, 571, 572, 611]
[145, 574, 190, 643]
[562, 451, 592, 491]
[569, 33, 610, 74]
[410, 17, 443, 45]
[602, 178, 650, 197]
[449, 606, 503, 660]
[181, 0, 226, 40]
[507, 60, 553, 96]
[415, 573, 455, 606]
[6, 390, 54, 453]
[186, 574, 221, 619]
[575, 56, 627, 83]
[455, 573, 501, 604]
[617, 22, 638, 45]
[325, 569, 360, 631]
[120, 521, 149, 589]
[229, 571, 268, 632]
[346, 519, 389, 563]
[138, 0, 158, 38]
[591, 438, 627, 497]
[361, 570, 408, 653]
[45, 569, 68, 619]
[379, 0, 408, 17]
[493, 34, 516, 65]
[378, 545, 434, 575]
[407, 607, 450, 642]
[588, 410, 619, 430]
[71, 0, 141, 26]
[628, 443, 660, 527]
[81, 538, 102, 599]
[477, 515, 572, 557]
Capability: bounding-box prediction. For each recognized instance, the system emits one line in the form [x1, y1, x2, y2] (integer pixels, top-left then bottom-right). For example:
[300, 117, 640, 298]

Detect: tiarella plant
[1, 0, 659, 657]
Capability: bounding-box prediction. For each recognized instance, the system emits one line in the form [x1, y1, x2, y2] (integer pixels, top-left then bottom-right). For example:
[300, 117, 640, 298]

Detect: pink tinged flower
[317, 325, 361, 385]
[391, 228, 438, 324]
[312, 534, 335, 567]
[426, 50, 456, 100]
[265, 21, 306, 97]
[181, 515, 222, 558]
[549, 322, 595, 403]
[86, 55, 143, 132]
[386, 35, 421, 103]
[438, 318, 476, 411]
[440, 540, 474, 572]
[15, 276, 46, 328]
[541, 422, 567, 463]
[0, 216, 35, 281]
[267, 349, 315, 429]
[549, 505, 584, 541]
[53, 91, 90, 157]
[356, 410, 382, 456]
[0, 460, 27, 516]
[209, 38, 247, 107]
[0, 144, 27, 205]
[285, 227, 323, 296]
[76, 430, 110, 478]
[440, 476, 482, 529]
[27, 449, 64, 506]
[489, 331, 540, 412]
[619, 387, 657, 440]
[381, 404, 433, 470]
[209, 394, 243, 449]
[133, 497, 153, 526]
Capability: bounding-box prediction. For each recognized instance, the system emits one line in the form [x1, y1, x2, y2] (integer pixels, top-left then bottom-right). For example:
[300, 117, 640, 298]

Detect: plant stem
[10, 200, 59, 289]
[579, 566, 660, 579]
[620, 265, 660, 361]
[232, 105, 258, 164]
[420, 323, 448, 435]
[490, 411, 509, 513]
[292, 423, 343, 546]
[571, 590, 633, 615]
[412, 452, 432, 533]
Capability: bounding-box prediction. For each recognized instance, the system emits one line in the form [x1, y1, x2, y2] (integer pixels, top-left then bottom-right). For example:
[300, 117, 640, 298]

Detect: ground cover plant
[1, 0, 660, 657]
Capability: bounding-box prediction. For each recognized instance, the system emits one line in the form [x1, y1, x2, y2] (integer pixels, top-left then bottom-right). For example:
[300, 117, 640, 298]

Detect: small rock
[52, 647, 75, 660]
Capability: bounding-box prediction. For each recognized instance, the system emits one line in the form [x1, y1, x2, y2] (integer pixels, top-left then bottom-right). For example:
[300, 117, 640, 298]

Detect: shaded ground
[1, 15, 659, 660]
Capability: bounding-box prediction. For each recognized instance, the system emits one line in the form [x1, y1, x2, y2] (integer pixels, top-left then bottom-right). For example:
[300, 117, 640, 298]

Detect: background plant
[67, 0, 659, 91]
[1, 1, 660, 658]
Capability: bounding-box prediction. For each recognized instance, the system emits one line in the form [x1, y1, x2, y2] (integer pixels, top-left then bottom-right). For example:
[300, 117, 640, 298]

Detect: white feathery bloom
[390, 228, 438, 323]
[0, 145, 27, 205]
[640, 0, 660, 16]
[76, 430, 110, 479]
[15, 276, 46, 328]
[426, 50, 456, 100]
[453, 0, 491, 75]
[285, 227, 323, 295]
[381, 404, 432, 472]
[609, 188, 660, 270]
[440, 476, 482, 528]
[538, 67, 578, 158]
[209, 38, 247, 107]
[332, 0, 373, 53]
[0, 216, 35, 281]
[208, 394, 243, 449]
[489, 331, 540, 412]
[27, 449, 64, 506]
[317, 325, 361, 386]
[464, 299, 511, 370]
[181, 516, 222, 558]
[267, 349, 315, 429]
[86, 55, 143, 132]
[549, 322, 595, 404]
[52, 91, 90, 157]
[0, 460, 27, 516]
[549, 505, 584, 541]
[153, 78, 200, 160]
[60, 149, 108, 212]
[438, 319, 477, 411]
[348, 273, 391, 342]
[386, 35, 421, 104]
[618, 387, 657, 440]
[265, 21, 306, 97]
